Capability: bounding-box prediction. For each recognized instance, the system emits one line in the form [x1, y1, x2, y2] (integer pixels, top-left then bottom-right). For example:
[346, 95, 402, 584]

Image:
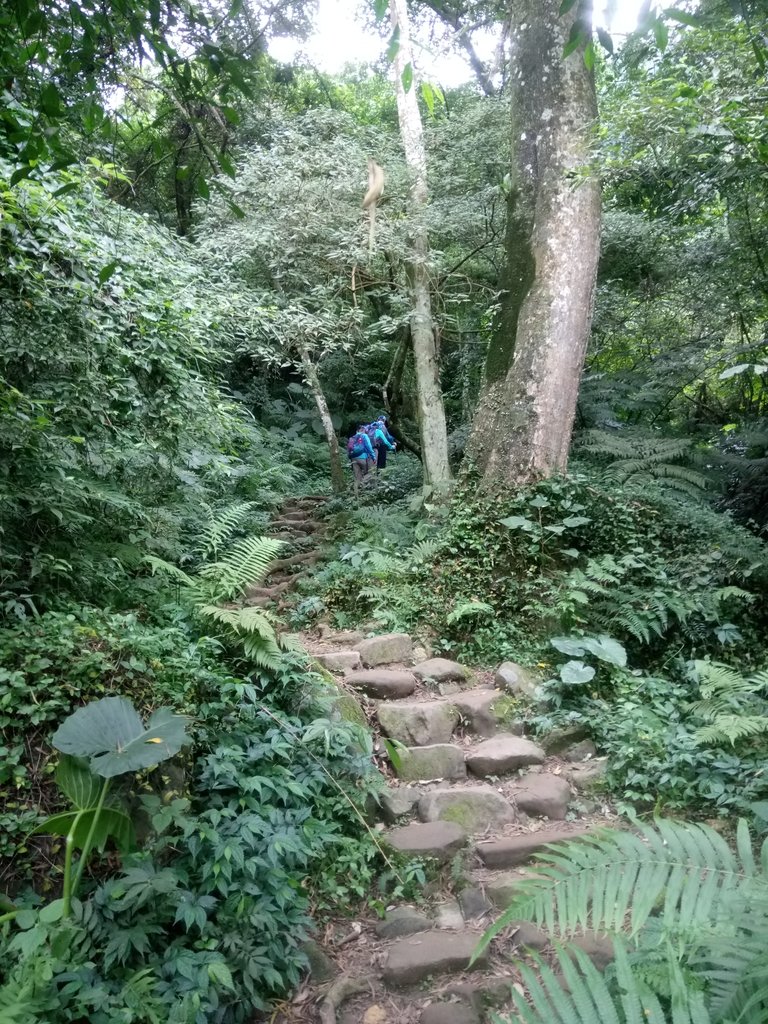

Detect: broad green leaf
[32, 807, 135, 853]
[582, 635, 627, 667]
[52, 696, 190, 778]
[500, 515, 534, 531]
[38, 899, 65, 924]
[421, 81, 435, 115]
[560, 660, 595, 684]
[57, 755, 101, 809]
[663, 7, 704, 27]
[40, 83, 64, 117]
[562, 515, 591, 528]
[653, 18, 669, 50]
[563, 23, 586, 58]
[551, 636, 587, 657]
[373, 0, 388, 20]
[98, 259, 119, 285]
[584, 39, 595, 70]
[596, 27, 614, 54]
[387, 26, 400, 62]
[719, 363, 751, 379]
[401, 63, 413, 93]
[559, 0, 579, 12]
[10, 166, 33, 187]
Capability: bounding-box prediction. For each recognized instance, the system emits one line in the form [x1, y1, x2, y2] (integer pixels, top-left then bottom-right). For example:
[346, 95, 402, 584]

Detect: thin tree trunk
[299, 348, 346, 493]
[466, 0, 600, 484]
[382, 334, 422, 458]
[389, 0, 452, 494]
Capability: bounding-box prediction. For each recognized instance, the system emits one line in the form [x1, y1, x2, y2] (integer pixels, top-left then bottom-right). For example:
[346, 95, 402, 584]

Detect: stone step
[479, 868, 541, 909]
[465, 735, 545, 777]
[347, 669, 417, 698]
[477, 826, 593, 868]
[413, 658, 471, 684]
[355, 632, 413, 667]
[418, 785, 516, 831]
[314, 650, 361, 673]
[452, 689, 511, 738]
[377, 699, 459, 746]
[382, 930, 489, 987]
[395, 744, 466, 782]
[386, 821, 468, 863]
[508, 773, 572, 820]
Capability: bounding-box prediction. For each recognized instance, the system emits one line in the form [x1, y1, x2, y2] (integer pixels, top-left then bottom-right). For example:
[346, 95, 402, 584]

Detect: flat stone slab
[494, 662, 540, 700]
[458, 886, 493, 921]
[418, 785, 515, 831]
[466, 735, 545, 777]
[396, 744, 466, 782]
[422, 1003, 480, 1024]
[413, 658, 470, 683]
[378, 700, 459, 746]
[375, 906, 431, 939]
[315, 650, 361, 673]
[563, 739, 598, 761]
[434, 899, 464, 930]
[484, 868, 540, 908]
[510, 921, 549, 950]
[509, 774, 572, 819]
[477, 827, 592, 868]
[382, 930, 488, 987]
[379, 785, 421, 823]
[387, 821, 468, 862]
[347, 669, 416, 699]
[356, 632, 413, 667]
[564, 759, 608, 790]
[541, 724, 589, 754]
[451, 689, 509, 738]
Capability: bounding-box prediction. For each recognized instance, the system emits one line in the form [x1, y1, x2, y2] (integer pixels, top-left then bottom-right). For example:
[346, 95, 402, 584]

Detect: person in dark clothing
[371, 415, 396, 472]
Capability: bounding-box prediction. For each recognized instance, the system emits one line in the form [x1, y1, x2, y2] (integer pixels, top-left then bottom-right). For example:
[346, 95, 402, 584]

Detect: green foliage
[689, 661, 768, 746]
[0, 657, 390, 1022]
[480, 818, 768, 1023]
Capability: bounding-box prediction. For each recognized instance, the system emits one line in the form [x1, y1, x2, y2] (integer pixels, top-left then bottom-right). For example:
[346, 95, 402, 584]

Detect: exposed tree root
[318, 975, 374, 1024]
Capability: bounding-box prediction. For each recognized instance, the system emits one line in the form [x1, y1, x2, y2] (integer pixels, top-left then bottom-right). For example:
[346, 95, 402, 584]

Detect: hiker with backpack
[369, 415, 396, 472]
[347, 423, 376, 494]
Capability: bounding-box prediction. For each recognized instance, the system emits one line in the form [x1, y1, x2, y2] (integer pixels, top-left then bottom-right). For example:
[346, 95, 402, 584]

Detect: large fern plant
[479, 819, 768, 1024]
[689, 660, 768, 746]
[577, 428, 710, 498]
[147, 503, 297, 670]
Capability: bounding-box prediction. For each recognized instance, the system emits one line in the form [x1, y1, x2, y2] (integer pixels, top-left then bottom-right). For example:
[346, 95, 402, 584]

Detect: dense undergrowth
[305, 458, 768, 825]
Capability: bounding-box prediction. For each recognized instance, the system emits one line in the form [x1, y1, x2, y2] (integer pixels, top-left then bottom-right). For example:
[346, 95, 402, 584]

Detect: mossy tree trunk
[389, 0, 452, 494]
[466, 0, 601, 484]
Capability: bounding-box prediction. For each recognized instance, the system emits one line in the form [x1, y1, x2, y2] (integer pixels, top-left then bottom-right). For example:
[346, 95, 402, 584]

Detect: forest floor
[255, 496, 617, 1024]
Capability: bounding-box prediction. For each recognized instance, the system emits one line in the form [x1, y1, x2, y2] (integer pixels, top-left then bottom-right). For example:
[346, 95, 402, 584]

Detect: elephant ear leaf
[56, 754, 102, 808]
[33, 807, 135, 853]
[52, 696, 190, 778]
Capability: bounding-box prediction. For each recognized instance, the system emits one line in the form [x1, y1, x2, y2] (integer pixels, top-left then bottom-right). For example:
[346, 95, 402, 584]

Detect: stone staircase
[245, 495, 329, 609]
[299, 628, 613, 1024]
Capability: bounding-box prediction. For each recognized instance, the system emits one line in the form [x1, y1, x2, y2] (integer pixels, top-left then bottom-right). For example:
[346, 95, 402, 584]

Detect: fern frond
[144, 556, 196, 588]
[197, 501, 259, 557]
[197, 535, 284, 600]
[446, 601, 494, 625]
[506, 942, 672, 1024]
[695, 716, 768, 745]
[484, 819, 763, 945]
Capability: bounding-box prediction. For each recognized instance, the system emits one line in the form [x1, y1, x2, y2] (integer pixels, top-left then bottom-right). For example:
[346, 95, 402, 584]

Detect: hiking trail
[253, 496, 615, 1024]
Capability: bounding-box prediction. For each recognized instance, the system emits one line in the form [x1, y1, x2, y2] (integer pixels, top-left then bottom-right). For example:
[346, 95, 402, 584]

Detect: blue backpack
[347, 432, 367, 459]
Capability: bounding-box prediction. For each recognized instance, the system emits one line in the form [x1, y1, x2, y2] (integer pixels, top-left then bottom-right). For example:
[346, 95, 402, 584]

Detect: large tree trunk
[466, 0, 600, 484]
[299, 348, 346, 494]
[389, 0, 452, 494]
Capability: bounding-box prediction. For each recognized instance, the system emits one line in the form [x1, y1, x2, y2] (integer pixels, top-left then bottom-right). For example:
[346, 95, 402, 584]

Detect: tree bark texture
[389, 0, 452, 493]
[466, 0, 601, 484]
[299, 348, 346, 494]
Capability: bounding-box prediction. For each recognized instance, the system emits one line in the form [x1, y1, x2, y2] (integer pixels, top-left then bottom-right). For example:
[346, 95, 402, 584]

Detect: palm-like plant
[479, 819, 768, 1024]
